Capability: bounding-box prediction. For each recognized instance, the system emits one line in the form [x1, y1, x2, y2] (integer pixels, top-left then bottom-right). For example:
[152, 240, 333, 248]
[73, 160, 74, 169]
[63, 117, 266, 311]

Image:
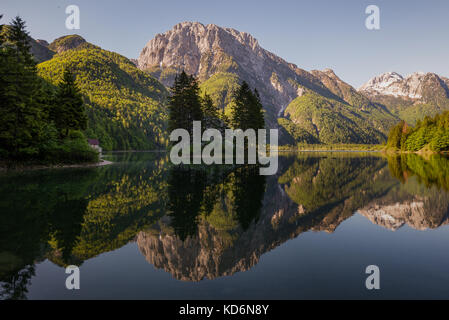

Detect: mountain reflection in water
[1, 152, 449, 299]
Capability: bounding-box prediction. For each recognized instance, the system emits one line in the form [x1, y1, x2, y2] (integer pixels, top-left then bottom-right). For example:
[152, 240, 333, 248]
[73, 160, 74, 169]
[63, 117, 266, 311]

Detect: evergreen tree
[250, 88, 265, 129]
[202, 93, 219, 120]
[0, 15, 97, 163]
[201, 93, 222, 129]
[230, 81, 265, 130]
[0, 16, 42, 158]
[52, 69, 87, 137]
[386, 121, 405, 150]
[168, 71, 203, 138]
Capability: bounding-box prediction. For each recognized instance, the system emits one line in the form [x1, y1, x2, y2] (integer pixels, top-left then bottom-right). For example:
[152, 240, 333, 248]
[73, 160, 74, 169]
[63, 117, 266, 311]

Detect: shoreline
[0, 159, 113, 173]
[278, 149, 381, 153]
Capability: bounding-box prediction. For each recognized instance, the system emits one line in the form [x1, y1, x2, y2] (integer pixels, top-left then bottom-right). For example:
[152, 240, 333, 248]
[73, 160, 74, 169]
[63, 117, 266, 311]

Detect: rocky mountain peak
[49, 34, 87, 53]
[359, 71, 421, 99]
[137, 21, 263, 74]
[358, 71, 449, 101]
[359, 71, 403, 91]
[137, 21, 334, 128]
[35, 39, 49, 47]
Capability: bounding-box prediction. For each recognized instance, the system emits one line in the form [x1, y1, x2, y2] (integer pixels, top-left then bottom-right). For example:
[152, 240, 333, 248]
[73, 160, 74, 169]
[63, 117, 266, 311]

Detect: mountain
[280, 69, 397, 144]
[37, 35, 169, 150]
[137, 22, 398, 144]
[48, 34, 95, 53]
[29, 37, 54, 62]
[359, 71, 449, 124]
[137, 22, 330, 124]
[0, 24, 54, 62]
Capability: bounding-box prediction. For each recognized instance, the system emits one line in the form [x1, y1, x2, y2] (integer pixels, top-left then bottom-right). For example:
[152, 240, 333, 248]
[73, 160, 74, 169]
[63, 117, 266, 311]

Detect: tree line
[386, 111, 449, 152]
[0, 15, 97, 163]
[168, 70, 265, 140]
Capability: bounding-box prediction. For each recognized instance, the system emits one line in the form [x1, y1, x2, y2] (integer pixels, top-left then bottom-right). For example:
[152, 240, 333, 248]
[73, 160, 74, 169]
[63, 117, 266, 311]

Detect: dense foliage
[0, 16, 97, 164]
[199, 72, 240, 115]
[168, 71, 204, 136]
[387, 153, 449, 191]
[369, 87, 449, 126]
[280, 91, 395, 145]
[38, 37, 168, 151]
[386, 111, 449, 152]
[168, 72, 265, 141]
[229, 81, 265, 131]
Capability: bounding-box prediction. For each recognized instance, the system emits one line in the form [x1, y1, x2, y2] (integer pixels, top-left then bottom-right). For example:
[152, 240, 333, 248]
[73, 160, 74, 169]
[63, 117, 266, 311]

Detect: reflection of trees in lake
[167, 165, 266, 241]
[387, 153, 449, 191]
[2, 152, 449, 293]
[277, 154, 396, 228]
[360, 153, 449, 230]
[167, 168, 206, 241]
[0, 154, 169, 299]
[0, 265, 35, 300]
[138, 155, 396, 281]
[140, 153, 449, 281]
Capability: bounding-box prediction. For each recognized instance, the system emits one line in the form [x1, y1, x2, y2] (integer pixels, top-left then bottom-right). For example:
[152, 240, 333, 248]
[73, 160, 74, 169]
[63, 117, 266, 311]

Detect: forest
[386, 111, 449, 153]
[0, 16, 98, 164]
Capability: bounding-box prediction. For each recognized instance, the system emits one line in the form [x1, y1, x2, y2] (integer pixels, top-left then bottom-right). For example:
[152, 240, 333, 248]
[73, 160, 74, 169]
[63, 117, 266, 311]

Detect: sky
[2, 0, 448, 87]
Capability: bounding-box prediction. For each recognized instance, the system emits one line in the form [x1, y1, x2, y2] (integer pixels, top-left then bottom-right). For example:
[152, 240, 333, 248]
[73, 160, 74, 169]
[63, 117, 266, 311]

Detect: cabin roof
[88, 139, 99, 145]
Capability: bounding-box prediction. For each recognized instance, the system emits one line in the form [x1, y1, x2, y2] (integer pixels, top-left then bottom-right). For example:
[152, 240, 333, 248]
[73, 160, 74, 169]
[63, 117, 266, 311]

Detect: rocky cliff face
[359, 71, 449, 102]
[29, 37, 55, 62]
[311, 69, 373, 109]
[137, 22, 334, 124]
[137, 22, 400, 143]
[359, 71, 449, 124]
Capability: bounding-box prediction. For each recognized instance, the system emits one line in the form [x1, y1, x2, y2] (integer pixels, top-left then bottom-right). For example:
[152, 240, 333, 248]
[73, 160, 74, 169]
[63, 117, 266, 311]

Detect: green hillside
[280, 91, 397, 145]
[369, 95, 446, 125]
[38, 40, 168, 151]
[199, 72, 240, 116]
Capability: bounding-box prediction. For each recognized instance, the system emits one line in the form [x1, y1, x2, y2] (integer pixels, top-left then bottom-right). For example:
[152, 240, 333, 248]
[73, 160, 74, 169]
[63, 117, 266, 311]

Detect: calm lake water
[1, 152, 449, 299]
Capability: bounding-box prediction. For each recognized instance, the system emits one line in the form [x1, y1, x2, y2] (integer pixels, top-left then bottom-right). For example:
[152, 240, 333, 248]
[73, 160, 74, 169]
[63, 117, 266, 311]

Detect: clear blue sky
[2, 0, 448, 87]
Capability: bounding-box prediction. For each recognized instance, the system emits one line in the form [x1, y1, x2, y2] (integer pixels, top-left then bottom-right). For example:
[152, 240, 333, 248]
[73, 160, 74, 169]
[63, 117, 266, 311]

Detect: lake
[1, 152, 449, 299]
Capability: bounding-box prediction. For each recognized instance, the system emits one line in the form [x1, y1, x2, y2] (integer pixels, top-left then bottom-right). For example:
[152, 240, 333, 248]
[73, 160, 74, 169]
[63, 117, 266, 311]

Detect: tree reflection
[167, 165, 266, 240]
[387, 153, 449, 190]
[0, 265, 35, 300]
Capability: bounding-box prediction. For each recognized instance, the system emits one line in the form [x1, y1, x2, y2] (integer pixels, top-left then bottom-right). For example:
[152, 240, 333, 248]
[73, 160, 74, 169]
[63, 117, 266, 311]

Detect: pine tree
[202, 93, 219, 119]
[230, 81, 252, 130]
[168, 71, 203, 138]
[386, 121, 405, 150]
[249, 88, 265, 129]
[0, 16, 42, 158]
[230, 81, 265, 130]
[52, 69, 87, 138]
[201, 93, 221, 129]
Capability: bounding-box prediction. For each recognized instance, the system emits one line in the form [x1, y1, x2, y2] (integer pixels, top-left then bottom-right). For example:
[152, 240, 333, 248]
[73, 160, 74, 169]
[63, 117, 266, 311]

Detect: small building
[88, 139, 102, 154]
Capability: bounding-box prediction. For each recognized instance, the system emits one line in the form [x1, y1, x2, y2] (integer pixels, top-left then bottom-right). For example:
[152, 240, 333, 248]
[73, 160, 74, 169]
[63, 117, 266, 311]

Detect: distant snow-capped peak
[358, 71, 426, 99]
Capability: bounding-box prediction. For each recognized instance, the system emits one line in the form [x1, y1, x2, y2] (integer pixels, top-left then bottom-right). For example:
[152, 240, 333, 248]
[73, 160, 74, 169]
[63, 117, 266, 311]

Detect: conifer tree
[201, 93, 221, 129]
[230, 81, 252, 130]
[168, 71, 203, 138]
[0, 16, 42, 157]
[52, 69, 87, 137]
[386, 121, 405, 150]
[230, 81, 265, 130]
[250, 88, 265, 129]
